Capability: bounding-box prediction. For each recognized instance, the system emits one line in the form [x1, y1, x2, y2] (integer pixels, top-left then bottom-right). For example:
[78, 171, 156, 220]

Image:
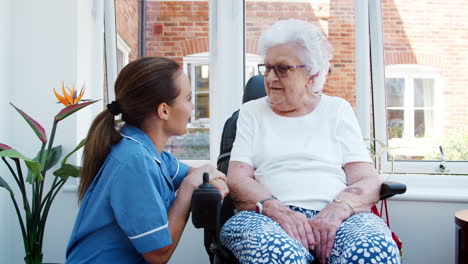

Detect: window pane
[414, 109, 431, 138]
[387, 110, 404, 139]
[414, 79, 434, 107]
[382, 1, 468, 161]
[116, 0, 210, 160]
[195, 65, 209, 119]
[385, 78, 405, 107]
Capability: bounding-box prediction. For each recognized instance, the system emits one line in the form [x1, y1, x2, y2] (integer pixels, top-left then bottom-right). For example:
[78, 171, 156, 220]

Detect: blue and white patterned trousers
[220, 206, 401, 264]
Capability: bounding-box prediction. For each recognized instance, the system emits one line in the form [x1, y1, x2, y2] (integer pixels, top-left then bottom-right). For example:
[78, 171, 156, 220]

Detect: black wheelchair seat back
[195, 75, 267, 264]
[217, 75, 266, 226]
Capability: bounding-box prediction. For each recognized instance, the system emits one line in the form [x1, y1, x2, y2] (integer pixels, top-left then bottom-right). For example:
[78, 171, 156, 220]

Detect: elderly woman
[220, 19, 400, 264]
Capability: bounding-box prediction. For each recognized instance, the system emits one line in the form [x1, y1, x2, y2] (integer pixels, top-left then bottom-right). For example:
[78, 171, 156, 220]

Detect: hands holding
[263, 200, 317, 253]
[183, 164, 229, 199]
[263, 200, 351, 264]
[307, 202, 350, 264]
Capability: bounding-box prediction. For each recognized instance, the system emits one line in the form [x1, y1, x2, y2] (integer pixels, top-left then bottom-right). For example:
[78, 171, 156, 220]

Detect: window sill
[384, 173, 468, 203]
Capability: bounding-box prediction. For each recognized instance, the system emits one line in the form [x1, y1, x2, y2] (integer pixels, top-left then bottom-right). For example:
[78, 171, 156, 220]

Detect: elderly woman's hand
[308, 202, 351, 264]
[263, 201, 317, 251]
[209, 178, 229, 199]
[183, 164, 227, 196]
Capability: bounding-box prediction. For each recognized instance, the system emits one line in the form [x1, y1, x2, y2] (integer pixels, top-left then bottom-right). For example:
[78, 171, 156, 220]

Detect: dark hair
[78, 56, 181, 201]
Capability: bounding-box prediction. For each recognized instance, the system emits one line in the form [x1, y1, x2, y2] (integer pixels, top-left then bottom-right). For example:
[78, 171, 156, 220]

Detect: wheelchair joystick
[191, 172, 221, 230]
[200, 172, 211, 188]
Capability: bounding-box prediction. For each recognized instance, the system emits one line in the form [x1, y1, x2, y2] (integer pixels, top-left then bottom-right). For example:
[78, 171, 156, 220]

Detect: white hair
[258, 19, 333, 92]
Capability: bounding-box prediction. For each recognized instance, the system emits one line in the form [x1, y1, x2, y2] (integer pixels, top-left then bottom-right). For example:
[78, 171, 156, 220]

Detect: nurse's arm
[142, 177, 194, 264]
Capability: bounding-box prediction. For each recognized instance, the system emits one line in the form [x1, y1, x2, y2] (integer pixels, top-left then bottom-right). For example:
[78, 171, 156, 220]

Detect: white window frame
[116, 34, 131, 73]
[183, 53, 210, 128]
[368, 0, 466, 174]
[385, 65, 441, 141]
[183, 51, 263, 126]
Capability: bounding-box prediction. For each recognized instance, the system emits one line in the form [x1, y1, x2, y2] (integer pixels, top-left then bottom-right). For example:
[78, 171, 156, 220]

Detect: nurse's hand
[183, 164, 228, 197]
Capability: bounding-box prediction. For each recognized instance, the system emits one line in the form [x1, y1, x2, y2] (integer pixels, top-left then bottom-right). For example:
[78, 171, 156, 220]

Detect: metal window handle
[437, 146, 448, 172]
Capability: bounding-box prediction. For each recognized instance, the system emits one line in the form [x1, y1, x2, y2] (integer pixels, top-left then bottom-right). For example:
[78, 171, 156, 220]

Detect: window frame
[183, 53, 210, 128]
[116, 34, 131, 73]
[368, 0, 466, 175]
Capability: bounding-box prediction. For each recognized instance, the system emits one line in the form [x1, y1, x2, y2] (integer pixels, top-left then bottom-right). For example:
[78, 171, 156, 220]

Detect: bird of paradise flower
[53, 82, 92, 106]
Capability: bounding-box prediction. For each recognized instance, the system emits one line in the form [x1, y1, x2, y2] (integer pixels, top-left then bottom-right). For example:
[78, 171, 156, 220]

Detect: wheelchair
[191, 75, 407, 264]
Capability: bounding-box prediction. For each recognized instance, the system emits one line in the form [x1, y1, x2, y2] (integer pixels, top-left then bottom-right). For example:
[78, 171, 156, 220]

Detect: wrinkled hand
[209, 178, 229, 199]
[308, 203, 350, 264]
[264, 201, 317, 251]
[183, 164, 227, 193]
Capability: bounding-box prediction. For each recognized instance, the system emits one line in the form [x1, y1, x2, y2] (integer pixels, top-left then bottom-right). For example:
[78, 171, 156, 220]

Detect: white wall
[0, 0, 14, 263]
[385, 174, 468, 264]
[0, 0, 95, 263]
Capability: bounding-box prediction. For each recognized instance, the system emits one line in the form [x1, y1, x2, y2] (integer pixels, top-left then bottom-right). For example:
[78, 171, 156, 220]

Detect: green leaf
[45, 145, 63, 171]
[10, 103, 47, 143]
[0, 149, 43, 182]
[55, 100, 99, 122]
[0, 175, 13, 194]
[62, 139, 85, 166]
[53, 163, 80, 180]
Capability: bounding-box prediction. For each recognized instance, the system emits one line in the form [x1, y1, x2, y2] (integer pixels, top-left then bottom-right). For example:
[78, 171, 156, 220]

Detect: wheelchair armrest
[380, 181, 407, 200]
[191, 185, 221, 231]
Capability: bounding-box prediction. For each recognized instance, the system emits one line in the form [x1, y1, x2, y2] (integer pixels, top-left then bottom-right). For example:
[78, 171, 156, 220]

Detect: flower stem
[39, 178, 66, 250]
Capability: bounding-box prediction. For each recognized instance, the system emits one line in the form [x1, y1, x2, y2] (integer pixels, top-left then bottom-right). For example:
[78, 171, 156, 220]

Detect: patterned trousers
[220, 206, 401, 264]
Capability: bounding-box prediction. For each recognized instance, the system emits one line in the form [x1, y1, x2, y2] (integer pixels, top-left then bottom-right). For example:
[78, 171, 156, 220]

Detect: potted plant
[0, 83, 98, 264]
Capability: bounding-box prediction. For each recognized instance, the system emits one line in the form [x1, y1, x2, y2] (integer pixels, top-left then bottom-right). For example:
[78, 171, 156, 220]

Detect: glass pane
[414, 109, 429, 138]
[414, 78, 434, 107]
[387, 110, 404, 139]
[116, 0, 210, 160]
[382, 1, 468, 161]
[385, 78, 405, 107]
[195, 65, 209, 119]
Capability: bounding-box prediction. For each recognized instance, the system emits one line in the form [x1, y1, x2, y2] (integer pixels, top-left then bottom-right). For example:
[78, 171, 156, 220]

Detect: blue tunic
[66, 125, 190, 263]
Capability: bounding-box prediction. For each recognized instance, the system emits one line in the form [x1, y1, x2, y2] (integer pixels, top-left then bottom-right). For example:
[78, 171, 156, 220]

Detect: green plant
[424, 128, 468, 161]
[0, 83, 97, 264]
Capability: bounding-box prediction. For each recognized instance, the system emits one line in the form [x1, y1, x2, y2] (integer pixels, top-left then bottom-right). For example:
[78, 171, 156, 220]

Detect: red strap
[371, 205, 380, 216]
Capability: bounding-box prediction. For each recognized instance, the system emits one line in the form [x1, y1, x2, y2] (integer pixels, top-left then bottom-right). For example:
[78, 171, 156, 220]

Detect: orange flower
[53, 82, 86, 106]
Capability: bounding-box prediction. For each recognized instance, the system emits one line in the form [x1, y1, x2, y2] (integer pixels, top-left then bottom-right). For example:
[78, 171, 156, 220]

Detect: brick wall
[116, 0, 140, 61]
[145, 1, 209, 65]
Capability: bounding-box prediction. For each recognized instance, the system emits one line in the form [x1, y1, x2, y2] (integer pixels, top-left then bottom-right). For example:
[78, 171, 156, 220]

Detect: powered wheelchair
[191, 75, 407, 264]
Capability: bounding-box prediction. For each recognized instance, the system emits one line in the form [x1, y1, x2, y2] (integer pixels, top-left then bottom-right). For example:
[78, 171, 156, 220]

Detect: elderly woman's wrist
[262, 199, 286, 216]
[332, 199, 355, 217]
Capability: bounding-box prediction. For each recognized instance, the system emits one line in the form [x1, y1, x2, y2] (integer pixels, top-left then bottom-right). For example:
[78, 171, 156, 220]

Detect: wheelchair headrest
[243, 75, 267, 103]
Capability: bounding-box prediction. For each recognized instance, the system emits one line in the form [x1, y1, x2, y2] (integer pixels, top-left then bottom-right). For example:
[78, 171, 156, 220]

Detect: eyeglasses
[258, 64, 306, 77]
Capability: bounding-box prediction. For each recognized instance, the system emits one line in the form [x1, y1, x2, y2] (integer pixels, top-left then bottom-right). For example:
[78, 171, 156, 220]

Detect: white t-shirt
[231, 94, 372, 211]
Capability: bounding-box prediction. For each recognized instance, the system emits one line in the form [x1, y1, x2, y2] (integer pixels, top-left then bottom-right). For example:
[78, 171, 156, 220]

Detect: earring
[164, 116, 168, 120]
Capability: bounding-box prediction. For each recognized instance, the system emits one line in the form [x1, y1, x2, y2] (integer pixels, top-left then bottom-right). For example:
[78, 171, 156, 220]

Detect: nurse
[66, 56, 228, 264]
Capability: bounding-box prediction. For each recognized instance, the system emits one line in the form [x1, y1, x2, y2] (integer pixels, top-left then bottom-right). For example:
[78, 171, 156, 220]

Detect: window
[114, 0, 212, 161]
[183, 53, 210, 128]
[369, 0, 468, 174]
[385, 65, 441, 160]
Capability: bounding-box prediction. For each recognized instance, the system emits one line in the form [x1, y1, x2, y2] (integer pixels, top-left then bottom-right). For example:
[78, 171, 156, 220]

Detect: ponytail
[78, 110, 121, 201]
[78, 56, 181, 201]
